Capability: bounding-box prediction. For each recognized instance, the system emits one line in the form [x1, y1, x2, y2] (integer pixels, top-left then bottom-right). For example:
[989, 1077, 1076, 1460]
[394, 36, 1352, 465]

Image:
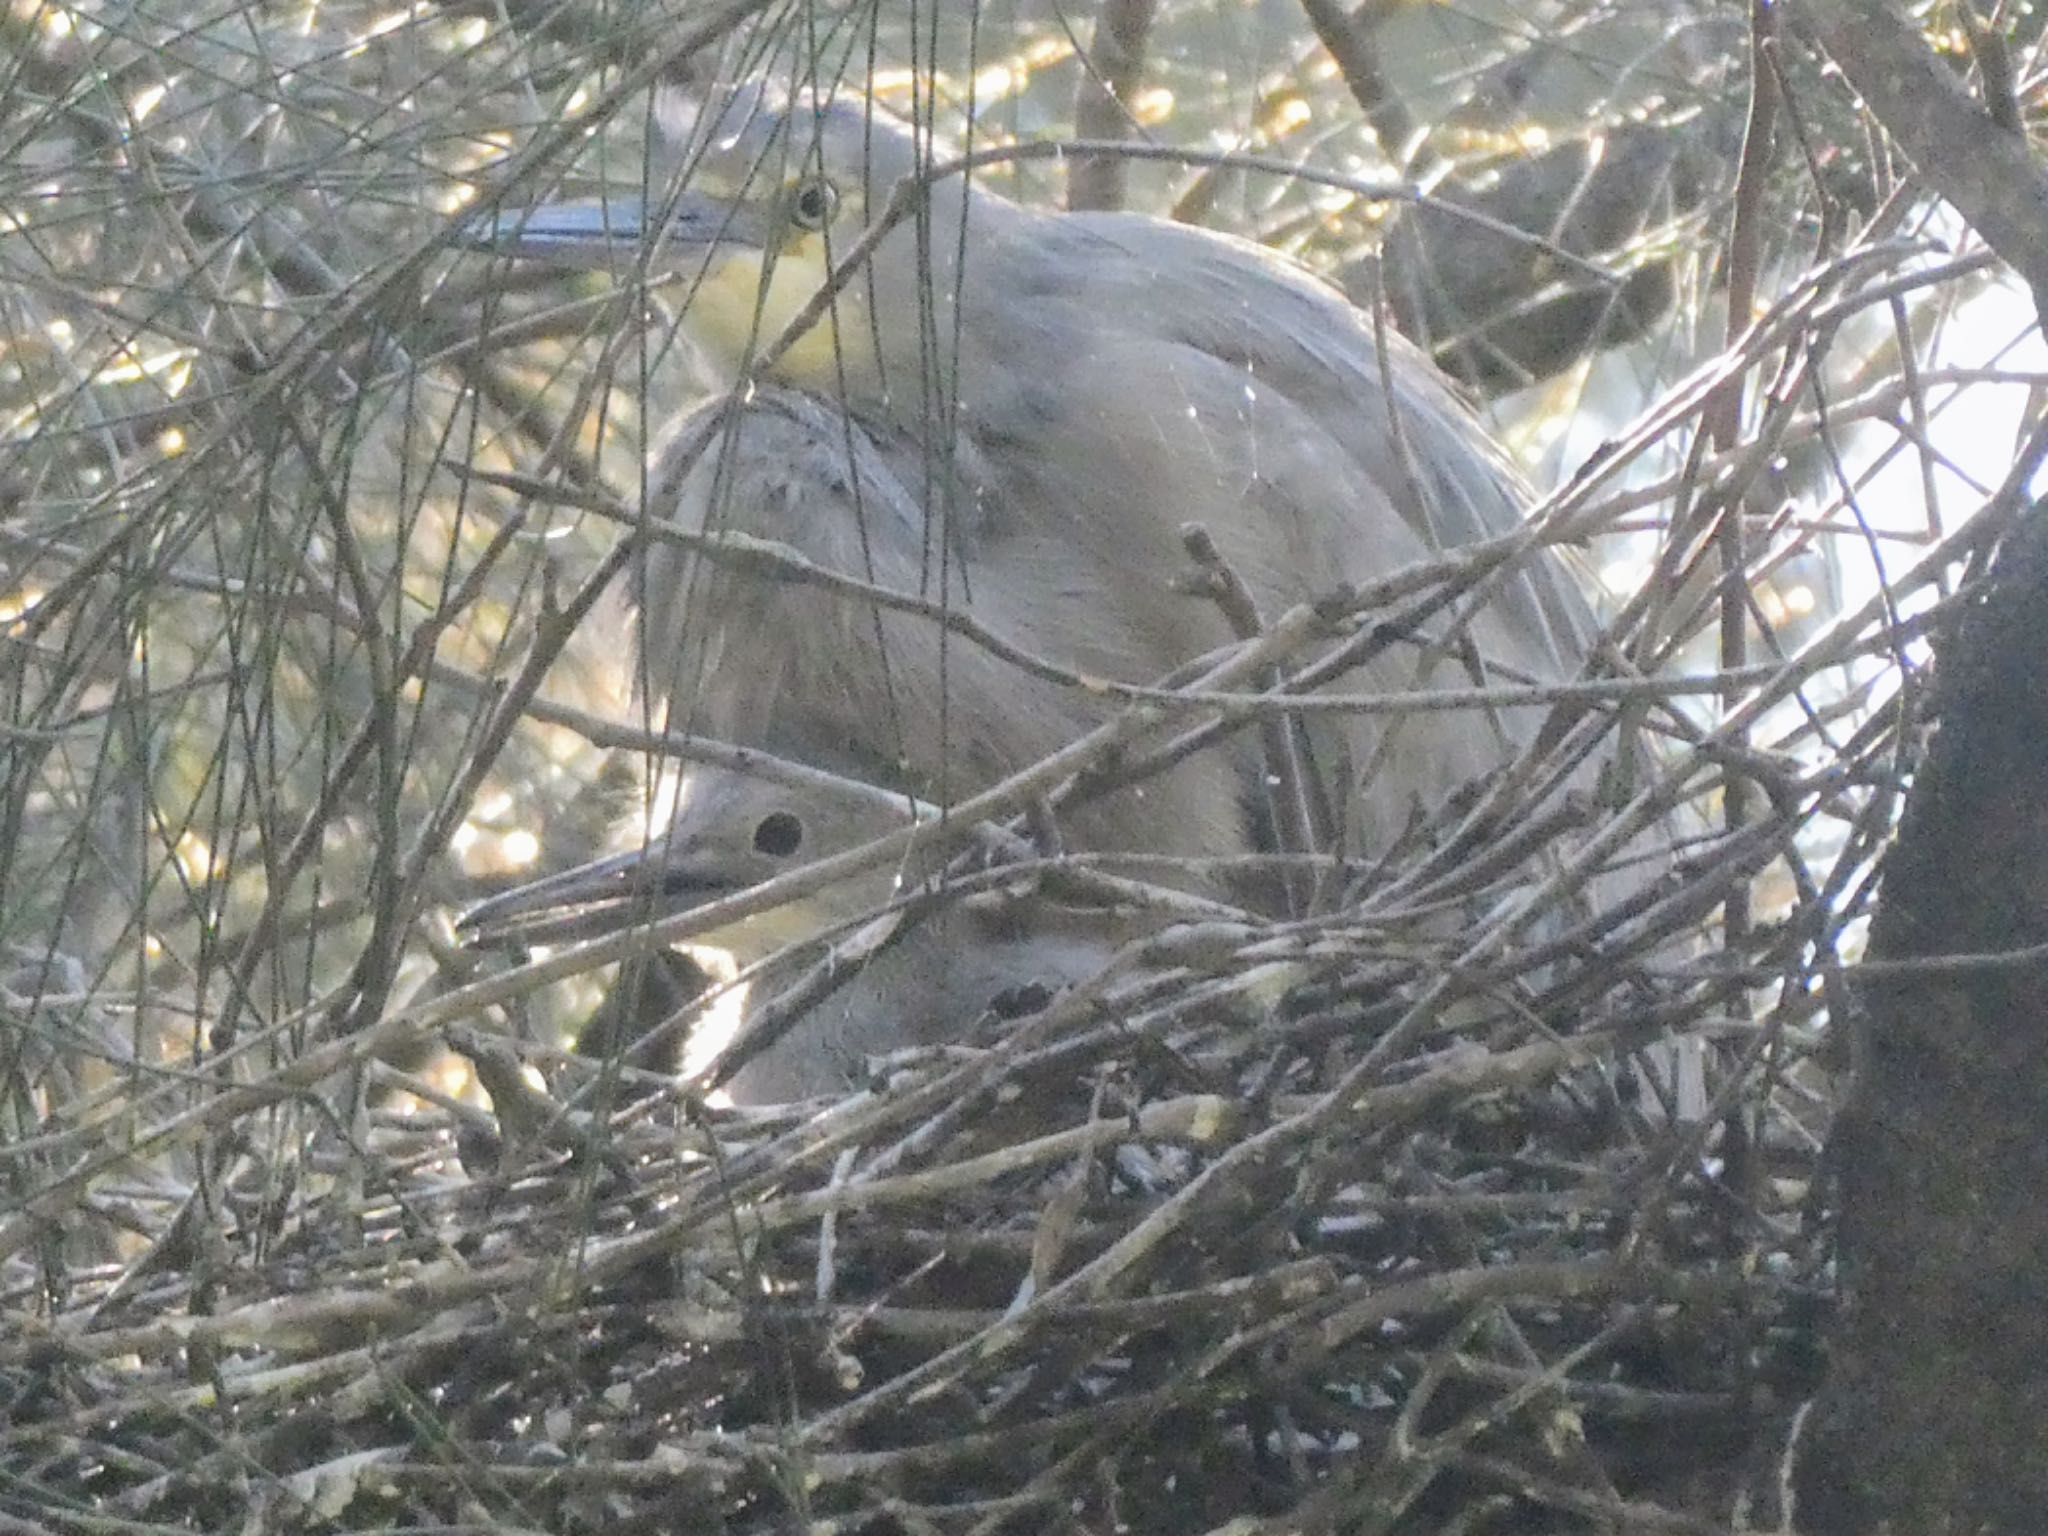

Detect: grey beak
[463, 194, 764, 272]
[457, 844, 738, 947]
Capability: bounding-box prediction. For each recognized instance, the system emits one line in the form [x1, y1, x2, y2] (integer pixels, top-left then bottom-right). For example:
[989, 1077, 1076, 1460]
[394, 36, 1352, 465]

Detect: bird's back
[948, 208, 1599, 856]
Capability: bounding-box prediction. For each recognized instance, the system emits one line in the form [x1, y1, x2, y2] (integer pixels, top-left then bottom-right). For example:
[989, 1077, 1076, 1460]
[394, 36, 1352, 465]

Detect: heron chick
[458, 751, 920, 958]
[463, 756, 1153, 1103]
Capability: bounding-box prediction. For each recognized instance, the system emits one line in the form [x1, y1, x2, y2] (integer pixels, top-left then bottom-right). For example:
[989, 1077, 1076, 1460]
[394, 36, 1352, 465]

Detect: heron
[463, 84, 1630, 1093]
[475, 84, 1601, 848]
[465, 752, 1166, 1103]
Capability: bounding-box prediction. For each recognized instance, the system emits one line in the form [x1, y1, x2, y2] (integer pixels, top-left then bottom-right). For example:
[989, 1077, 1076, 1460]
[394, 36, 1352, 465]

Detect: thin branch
[1789, 0, 2048, 320]
[1068, 0, 1158, 212]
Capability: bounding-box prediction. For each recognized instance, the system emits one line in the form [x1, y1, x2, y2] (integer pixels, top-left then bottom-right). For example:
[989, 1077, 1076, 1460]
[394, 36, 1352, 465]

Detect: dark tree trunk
[1793, 502, 2048, 1532]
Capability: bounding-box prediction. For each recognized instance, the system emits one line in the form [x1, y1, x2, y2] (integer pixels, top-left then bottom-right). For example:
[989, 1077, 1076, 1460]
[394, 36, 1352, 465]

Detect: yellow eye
[789, 176, 838, 231]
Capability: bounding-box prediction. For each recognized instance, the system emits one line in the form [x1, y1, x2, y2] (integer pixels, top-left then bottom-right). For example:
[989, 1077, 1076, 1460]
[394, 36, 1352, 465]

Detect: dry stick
[16, 0, 778, 655]
[1556, 274, 2023, 679]
[1789, 0, 2048, 319]
[0, 423, 1958, 1227]
[0, 524, 636, 1142]
[1448, 1449, 1740, 1536]
[1361, 697, 1668, 922]
[458, 471, 1790, 720]
[1575, 351, 2021, 529]
[434, 677, 951, 846]
[1540, 236, 1952, 543]
[1392, 1310, 1638, 1516]
[1360, 245, 1522, 817]
[597, 916, 1206, 1197]
[797, 471, 2042, 1432]
[933, 137, 1618, 282]
[1390, 1190, 1636, 1507]
[39, 618, 1851, 1269]
[1171, 0, 1399, 221]
[274, 407, 407, 1034]
[459, 463, 1117, 695]
[1051, 1256, 1729, 1536]
[1301, 0, 1445, 187]
[1703, 0, 1781, 964]
[0, 100, 1044, 1238]
[0, 597, 1329, 1261]
[16, 1021, 1609, 1374]
[1441, 1355, 1736, 1422]
[1959, 0, 2024, 136]
[459, 145, 1953, 964]
[1178, 523, 1326, 915]
[697, 905, 933, 1089]
[32, 946, 1785, 1482]
[204, 12, 782, 1016]
[19, 87, 1966, 1417]
[546, 829, 1269, 1101]
[1100, 540, 1514, 813]
[683, 907, 1259, 1185]
[459, 549, 1550, 978]
[1067, 0, 1158, 213]
[95, 0, 783, 1036]
[802, 1028, 1614, 1437]
[1258, 1255, 1754, 1390]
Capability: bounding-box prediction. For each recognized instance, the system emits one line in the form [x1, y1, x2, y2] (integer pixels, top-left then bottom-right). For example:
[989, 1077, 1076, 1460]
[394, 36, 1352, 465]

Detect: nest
[3, 528, 1863, 1533]
[6, 947, 1824, 1535]
[3, 2, 2012, 1530]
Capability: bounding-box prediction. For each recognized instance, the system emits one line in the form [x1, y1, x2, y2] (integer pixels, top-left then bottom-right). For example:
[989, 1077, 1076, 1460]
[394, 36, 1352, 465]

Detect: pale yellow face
[654, 92, 892, 392]
[681, 224, 869, 390]
[490, 90, 941, 397]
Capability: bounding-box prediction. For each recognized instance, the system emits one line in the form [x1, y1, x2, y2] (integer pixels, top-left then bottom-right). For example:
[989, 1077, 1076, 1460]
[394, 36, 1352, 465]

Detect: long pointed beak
[464, 194, 765, 272]
[457, 844, 740, 947]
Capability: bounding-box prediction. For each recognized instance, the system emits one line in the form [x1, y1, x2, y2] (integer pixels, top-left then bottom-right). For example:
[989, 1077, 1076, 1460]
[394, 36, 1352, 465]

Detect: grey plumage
[691, 772, 1146, 1102]
[465, 755, 1147, 1103]
[634, 390, 1257, 882]
[719, 894, 1135, 1103]
[489, 87, 1599, 862]
[467, 85, 1627, 1096]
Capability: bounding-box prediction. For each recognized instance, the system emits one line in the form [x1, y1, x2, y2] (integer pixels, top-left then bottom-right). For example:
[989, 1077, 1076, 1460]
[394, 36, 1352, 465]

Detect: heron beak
[465, 192, 767, 273]
[457, 843, 741, 947]
[469, 181, 854, 386]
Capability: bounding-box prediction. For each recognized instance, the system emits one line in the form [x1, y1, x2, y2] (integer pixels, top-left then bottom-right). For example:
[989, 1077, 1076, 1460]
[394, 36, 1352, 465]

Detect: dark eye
[789, 176, 838, 231]
[753, 810, 804, 858]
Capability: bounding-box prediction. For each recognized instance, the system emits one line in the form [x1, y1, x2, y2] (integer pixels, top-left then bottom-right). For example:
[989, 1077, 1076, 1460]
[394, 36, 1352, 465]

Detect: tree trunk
[1793, 502, 2048, 1532]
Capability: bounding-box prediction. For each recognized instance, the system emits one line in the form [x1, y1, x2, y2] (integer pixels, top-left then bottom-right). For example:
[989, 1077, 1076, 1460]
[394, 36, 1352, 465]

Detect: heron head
[474, 85, 972, 395]
[457, 760, 921, 961]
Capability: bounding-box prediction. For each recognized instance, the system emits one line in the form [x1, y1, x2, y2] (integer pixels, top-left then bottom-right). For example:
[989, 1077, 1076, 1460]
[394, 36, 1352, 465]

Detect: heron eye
[753, 810, 805, 858]
[788, 176, 838, 231]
